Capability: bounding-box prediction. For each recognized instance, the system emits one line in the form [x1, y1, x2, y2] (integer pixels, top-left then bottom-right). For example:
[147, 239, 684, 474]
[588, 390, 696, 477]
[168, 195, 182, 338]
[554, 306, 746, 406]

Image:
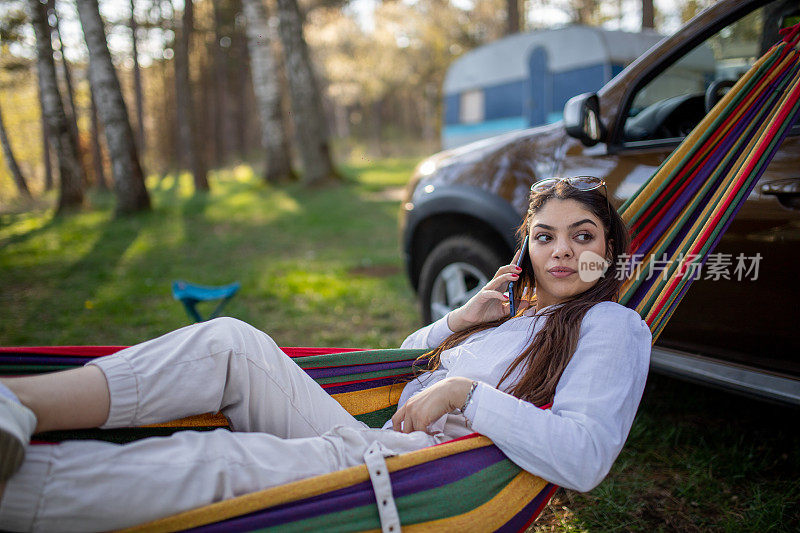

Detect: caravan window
[460, 90, 485, 124]
[621, 1, 797, 145]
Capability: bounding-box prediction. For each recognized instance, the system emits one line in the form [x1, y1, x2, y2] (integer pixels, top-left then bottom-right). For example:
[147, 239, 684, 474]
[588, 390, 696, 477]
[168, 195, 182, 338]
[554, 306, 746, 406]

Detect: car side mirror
[564, 93, 606, 147]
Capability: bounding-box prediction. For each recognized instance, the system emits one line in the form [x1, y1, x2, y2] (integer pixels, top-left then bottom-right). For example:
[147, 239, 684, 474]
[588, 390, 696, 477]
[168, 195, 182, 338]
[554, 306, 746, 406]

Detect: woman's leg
[0, 425, 441, 532]
[0, 317, 385, 529]
[2, 366, 109, 433]
[5, 317, 362, 438]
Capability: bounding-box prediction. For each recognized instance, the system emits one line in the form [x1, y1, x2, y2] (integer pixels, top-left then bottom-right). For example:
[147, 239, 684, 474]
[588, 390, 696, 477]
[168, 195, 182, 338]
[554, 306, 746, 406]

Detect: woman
[0, 177, 652, 531]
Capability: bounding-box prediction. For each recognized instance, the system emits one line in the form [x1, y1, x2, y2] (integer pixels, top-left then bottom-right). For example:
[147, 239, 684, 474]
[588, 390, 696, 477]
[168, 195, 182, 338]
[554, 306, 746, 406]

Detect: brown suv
[400, 0, 800, 405]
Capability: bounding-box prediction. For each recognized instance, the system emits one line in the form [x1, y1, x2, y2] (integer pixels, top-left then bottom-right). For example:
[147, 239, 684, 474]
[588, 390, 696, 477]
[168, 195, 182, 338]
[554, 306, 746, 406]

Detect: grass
[0, 158, 422, 348]
[1, 156, 798, 531]
[533, 376, 799, 532]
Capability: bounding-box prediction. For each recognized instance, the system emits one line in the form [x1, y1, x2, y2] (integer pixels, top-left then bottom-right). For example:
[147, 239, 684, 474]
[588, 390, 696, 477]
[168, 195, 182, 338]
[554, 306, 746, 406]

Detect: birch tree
[242, 0, 294, 183]
[75, 0, 150, 213]
[38, 81, 53, 190]
[130, 0, 145, 151]
[275, 0, 338, 186]
[28, 0, 84, 212]
[50, 1, 81, 165]
[89, 83, 108, 190]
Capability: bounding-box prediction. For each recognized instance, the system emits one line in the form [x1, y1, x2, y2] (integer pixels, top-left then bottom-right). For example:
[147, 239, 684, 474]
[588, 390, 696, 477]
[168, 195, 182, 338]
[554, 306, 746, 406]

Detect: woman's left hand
[391, 377, 474, 434]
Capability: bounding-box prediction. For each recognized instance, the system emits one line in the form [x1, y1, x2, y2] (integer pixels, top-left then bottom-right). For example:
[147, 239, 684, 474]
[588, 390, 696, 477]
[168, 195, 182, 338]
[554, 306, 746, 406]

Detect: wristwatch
[459, 380, 479, 413]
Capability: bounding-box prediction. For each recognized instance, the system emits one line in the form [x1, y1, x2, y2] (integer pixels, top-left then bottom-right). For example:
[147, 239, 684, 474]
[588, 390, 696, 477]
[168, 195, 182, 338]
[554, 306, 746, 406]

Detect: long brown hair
[419, 181, 632, 407]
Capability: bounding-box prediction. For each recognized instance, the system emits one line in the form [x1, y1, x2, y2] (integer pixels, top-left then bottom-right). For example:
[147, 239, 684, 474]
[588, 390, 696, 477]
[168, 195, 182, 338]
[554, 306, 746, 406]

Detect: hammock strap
[363, 441, 401, 533]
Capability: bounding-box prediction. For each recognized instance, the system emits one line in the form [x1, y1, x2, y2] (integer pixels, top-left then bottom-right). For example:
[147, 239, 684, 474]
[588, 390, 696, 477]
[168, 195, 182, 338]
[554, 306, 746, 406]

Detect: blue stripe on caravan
[528, 46, 548, 126]
[484, 80, 526, 121]
[551, 64, 607, 113]
[444, 94, 460, 125]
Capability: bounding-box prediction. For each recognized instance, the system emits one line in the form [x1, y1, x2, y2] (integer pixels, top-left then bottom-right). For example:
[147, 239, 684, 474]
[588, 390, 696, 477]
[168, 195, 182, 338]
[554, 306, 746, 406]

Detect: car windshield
[622, 0, 797, 144]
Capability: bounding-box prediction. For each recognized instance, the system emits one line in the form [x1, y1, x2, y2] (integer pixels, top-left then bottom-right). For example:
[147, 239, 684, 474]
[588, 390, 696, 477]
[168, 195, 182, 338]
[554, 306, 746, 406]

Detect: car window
[622, 0, 798, 145]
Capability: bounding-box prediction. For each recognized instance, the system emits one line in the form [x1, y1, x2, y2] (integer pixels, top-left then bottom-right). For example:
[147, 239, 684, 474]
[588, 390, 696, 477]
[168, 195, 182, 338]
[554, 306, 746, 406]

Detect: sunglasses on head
[530, 176, 611, 214]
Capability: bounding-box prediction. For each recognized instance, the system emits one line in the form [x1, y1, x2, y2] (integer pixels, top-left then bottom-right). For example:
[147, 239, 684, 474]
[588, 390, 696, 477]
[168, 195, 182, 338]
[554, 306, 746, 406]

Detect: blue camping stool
[172, 280, 241, 323]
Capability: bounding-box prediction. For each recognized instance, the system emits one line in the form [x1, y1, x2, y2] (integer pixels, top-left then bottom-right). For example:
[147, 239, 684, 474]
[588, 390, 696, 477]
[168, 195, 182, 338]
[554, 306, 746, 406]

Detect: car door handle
[760, 178, 800, 210]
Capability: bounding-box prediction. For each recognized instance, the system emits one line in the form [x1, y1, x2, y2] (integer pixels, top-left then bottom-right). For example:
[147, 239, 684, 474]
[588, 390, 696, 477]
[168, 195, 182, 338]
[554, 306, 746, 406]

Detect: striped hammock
[2, 26, 799, 532]
[0, 346, 556, 532]
[618, 24, 800, 342]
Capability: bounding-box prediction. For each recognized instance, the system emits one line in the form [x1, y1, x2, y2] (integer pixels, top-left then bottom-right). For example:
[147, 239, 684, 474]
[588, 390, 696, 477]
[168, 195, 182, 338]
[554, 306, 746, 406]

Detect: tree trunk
[173, 0, 209, 192]
[236, 22, 249, 160]
[211, 0, 227, 167]
[76, 0, 151, 214]
[198, 40, 214, 169]
[51, 4, 82, 163]
[158, 0, 176, 176]
[506, 0, 521, 34]
[641, 0, 655, 29]
[28, 0, 84, 212]
[130, 0, 146, 152]
[414, 90, 436, 143]
[333, 103, 349, 138]
[41, 108, 53, 191]
[0, 100, 32, 198]
[36, 75, 54, 191]
[371, 99, 383, 157]
[574, 0, 599, 25]
[90, 84, 109, 190]
[243, 58, 253, 157]
[275, 0, 338, 186]
[242, 0, 294, 183]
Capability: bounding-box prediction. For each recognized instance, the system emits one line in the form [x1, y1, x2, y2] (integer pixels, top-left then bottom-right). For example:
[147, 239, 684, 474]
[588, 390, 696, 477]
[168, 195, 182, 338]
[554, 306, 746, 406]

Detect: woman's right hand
[446, 248, 531, 331]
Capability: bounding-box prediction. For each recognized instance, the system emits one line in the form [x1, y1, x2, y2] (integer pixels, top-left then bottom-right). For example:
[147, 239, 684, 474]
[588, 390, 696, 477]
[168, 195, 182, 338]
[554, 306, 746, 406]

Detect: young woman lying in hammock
[0, 177, 652, 531]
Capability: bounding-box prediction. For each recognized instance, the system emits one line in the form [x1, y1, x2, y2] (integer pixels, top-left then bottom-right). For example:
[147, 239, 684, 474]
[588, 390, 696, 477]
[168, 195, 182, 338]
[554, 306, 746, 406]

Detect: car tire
[418, 235, 504, 325]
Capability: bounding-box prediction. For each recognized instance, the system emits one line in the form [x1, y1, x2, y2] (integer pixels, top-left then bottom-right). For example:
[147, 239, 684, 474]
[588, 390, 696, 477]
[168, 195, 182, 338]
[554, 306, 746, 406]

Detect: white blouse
[383, 300, 652, 492]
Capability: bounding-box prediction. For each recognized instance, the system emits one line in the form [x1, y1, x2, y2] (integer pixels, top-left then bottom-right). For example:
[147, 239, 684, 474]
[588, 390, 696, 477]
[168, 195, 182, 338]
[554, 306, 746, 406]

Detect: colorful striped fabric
[0, 345, 558, 532]
[618, 27, 800, 343]
[2, 26, 799, 532]
[0, 346, 421, 437]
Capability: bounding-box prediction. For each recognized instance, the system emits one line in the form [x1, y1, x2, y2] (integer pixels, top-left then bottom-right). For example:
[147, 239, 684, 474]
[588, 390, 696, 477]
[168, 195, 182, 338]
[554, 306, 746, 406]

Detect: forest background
[0, 0, 713, 208]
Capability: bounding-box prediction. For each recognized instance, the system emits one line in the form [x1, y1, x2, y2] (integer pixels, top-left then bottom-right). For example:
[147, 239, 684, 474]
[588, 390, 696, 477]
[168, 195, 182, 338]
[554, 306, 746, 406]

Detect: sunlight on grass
[232, 164, 255, 181]
[146, 173, 172, 191]
[340, 156, 422, 189]
[269, 269, 350, 303]
[0, 210, 49, 238]
[205, 188, 302, 224]
[145, 172, 197, 201]
[0, 158, 421, 346]
[1, 209, 114, 266]
[119, 223, 184, 266]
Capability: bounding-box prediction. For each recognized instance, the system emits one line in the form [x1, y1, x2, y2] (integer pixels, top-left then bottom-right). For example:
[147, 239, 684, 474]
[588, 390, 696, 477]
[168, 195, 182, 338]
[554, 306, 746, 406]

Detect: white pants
[0, 318, 469, 532]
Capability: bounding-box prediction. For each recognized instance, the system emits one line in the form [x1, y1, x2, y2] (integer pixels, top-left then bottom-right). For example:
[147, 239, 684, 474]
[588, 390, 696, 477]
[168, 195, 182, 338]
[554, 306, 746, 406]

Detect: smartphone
[508, 235, 529, 317]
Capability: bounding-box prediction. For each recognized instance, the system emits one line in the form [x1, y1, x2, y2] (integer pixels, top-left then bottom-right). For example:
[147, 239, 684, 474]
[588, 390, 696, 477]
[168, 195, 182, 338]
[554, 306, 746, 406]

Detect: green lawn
[0, 158, 422, 348]
[1, 157, 797, 531]
[533, 375, 799, 532]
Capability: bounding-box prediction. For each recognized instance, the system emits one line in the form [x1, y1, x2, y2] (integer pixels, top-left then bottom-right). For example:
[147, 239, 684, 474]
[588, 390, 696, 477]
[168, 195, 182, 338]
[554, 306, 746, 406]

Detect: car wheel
[418, 235, 504, 324]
